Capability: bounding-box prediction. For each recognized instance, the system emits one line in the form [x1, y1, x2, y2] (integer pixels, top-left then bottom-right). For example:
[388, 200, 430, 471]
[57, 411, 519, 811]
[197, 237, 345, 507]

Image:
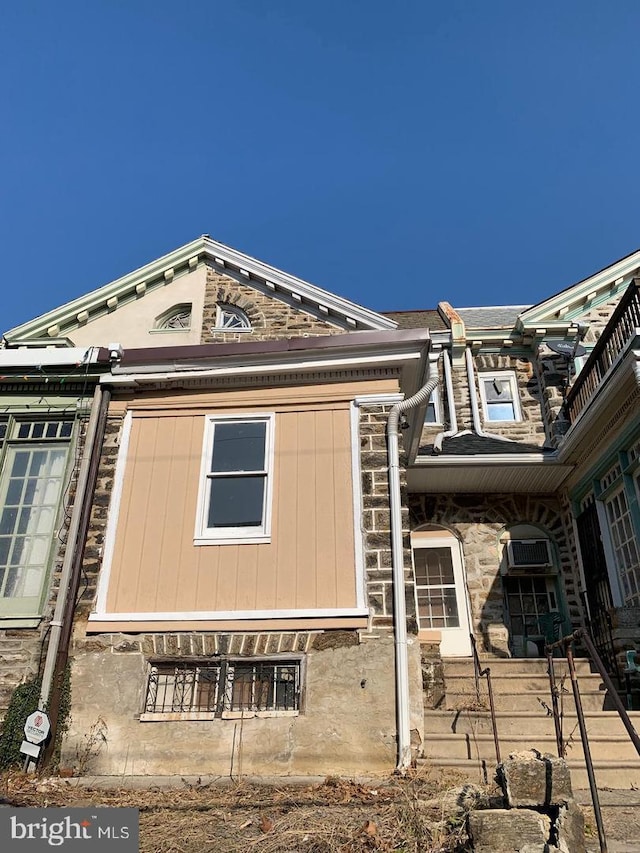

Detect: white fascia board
[413, 452, 560, 466]
[200, 237, 397, 331]
[88, 607, 370, 622]
[521, 250, 640, 327]
[4, 238, 207, 341]
[5, 236, 397, 341]
[104, 350, 424, 385]
[0, 346, 101, 367]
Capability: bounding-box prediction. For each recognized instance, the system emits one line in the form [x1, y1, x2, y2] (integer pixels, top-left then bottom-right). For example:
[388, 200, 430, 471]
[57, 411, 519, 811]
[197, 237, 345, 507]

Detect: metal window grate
[145, 660, 300, 714]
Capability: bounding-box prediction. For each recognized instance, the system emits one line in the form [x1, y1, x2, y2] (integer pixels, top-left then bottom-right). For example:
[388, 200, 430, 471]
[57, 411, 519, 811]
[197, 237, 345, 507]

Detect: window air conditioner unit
[506, 539, 553, 572]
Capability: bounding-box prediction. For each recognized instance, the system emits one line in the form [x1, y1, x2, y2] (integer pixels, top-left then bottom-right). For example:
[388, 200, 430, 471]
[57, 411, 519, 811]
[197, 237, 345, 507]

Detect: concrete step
[443, 672, 605, 695]
[421, 732, 640, 762]
[416, 756, 640, 789]
[424, 709, 640, 738]
[441, 685, 609, 712]
[441, 656, 594, 677]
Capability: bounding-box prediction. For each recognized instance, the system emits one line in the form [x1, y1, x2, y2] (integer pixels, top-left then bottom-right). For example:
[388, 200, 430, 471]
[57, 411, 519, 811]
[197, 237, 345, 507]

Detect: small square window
[478, 372, 521, 422]
[195, 415, 275, 544]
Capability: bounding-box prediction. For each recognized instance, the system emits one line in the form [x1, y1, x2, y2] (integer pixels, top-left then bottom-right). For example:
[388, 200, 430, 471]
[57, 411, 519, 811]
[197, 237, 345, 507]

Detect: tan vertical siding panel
[333, 408, 357, 605]
[155, 416, 197, 611]
[107, 417, 140, 612]
[113, 418, 158, 612]
[295, 410, 317, 608]
[134, 417, 179, 611]
[234, 544, 260, 610]
[273, 412, 298, 609]
[314, 409, 338, 607]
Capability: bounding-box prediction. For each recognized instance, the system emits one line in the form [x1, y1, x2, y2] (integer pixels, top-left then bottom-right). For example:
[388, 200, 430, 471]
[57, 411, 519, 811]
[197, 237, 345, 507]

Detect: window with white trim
[195, 415, 274, 544]
[605, 487, 640, 606]
[212, 303, 252, 332]
[478, 372, 521, 422]
[156, 304, 192, 330]
[0, 418, 73, 620]
[142, 658, 301, 719]
[413, 545, 460, 629]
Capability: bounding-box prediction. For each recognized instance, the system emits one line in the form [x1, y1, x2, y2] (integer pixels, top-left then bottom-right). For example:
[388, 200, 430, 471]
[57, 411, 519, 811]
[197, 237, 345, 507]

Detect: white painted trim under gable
[93, 410, 133, 616]
[350, 401, 366, 610]
[353, 392, 404, 406]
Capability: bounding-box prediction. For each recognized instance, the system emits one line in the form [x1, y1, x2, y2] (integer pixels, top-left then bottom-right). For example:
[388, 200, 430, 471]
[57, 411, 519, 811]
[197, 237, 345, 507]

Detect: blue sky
[1, 1, 639, 330]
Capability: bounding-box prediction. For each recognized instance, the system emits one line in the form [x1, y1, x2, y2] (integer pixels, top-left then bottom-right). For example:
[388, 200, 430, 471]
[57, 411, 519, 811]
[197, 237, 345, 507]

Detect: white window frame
[424, 388, 442, 425]
[478, 371, 522, 423]
[211, 303, 252, 332]
[194, 413, 275, 545]
[154, 304, 192, 331]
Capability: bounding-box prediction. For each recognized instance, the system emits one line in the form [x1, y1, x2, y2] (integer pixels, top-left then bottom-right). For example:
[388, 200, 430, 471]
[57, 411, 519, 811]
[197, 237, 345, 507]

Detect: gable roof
[381, 310, 449, 331]
[520, 248, 640, 329]
[3, 236, 397, 344]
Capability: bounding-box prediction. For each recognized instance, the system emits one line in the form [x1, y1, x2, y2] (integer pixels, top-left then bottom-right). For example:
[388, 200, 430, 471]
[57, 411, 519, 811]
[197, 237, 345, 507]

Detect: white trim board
[88, 607, 370, 621]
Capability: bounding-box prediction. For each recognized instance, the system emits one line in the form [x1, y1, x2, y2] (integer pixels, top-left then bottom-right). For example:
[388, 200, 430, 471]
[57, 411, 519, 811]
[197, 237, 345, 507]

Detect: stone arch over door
[409, 493, 583, 656]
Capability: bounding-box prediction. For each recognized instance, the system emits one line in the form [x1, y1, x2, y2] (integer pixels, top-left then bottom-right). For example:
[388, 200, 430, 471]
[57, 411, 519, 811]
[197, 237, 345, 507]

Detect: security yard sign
[24, 710, 50, 744]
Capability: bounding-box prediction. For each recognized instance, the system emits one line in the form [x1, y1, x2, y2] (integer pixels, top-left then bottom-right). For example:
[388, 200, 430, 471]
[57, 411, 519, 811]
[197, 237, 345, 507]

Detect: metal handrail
[469, 634, 501, 765]
[545, 627, 640, 853]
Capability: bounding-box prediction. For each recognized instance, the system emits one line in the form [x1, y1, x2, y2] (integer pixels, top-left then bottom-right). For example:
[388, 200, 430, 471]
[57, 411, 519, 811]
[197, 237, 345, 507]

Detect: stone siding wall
[409, 493, 584, 654]
[200, 268, 346, 343]
[359, 403, 416, 631]
[419, 352, 547, 450]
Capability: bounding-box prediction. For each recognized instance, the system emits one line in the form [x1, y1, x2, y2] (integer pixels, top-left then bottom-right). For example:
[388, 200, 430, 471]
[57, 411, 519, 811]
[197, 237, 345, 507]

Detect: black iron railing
[546, 628, 640, 853]
[470, 634, 501, 766]
[566, 278, 640, 424]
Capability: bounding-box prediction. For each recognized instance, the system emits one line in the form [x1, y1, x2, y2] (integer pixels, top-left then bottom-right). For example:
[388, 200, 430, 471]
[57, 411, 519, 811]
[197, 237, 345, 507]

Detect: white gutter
[0, 347, 101, 368]
[465, 346, 517, 443]
[387, 349, 440, 772]
[38, 384, 105, 711]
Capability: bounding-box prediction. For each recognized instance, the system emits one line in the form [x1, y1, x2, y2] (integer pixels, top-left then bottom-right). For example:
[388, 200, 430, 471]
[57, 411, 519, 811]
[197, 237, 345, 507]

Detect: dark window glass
[211, 422, 266, 473]
[208, 476, 265, 527]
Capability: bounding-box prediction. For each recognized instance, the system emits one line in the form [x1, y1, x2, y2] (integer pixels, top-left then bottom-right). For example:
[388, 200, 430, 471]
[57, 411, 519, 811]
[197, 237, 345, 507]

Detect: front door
[503, 574, 560, 657]
[412, 535, 472, 656]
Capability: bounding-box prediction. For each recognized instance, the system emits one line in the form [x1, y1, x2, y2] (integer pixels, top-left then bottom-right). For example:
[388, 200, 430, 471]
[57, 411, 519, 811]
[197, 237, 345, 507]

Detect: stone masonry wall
[409, 492, 585, 655]
[419, 352, 547, 450]
[200, 268, 347, 344]
[359, 403, 416, 631]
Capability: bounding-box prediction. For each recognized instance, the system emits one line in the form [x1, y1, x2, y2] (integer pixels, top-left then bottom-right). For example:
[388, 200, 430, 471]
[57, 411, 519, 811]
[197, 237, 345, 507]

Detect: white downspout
[387, 350, 440, 772]
[39, 384, 104, 710]
[433, 348, 472, 452]
[465, 346, 517, 442]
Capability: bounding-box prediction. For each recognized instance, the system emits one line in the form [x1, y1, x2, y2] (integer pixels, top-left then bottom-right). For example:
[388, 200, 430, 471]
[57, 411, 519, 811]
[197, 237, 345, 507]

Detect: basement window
[141, 659, 301, 720]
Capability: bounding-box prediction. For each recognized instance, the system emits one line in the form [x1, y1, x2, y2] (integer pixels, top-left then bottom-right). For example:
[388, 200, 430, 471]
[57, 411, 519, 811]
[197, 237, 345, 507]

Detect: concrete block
[498, 752, 573, 808]
[467, 808, 551, 852]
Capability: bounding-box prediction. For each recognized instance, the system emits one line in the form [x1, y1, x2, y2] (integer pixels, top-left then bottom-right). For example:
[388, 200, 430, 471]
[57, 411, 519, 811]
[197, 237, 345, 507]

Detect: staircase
[418, 656, 640, 788]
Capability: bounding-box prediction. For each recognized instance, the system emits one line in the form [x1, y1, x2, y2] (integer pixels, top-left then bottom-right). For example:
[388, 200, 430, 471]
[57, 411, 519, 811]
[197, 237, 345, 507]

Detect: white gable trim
[4, 236, 397, 342]
[521, 250, 640, 328]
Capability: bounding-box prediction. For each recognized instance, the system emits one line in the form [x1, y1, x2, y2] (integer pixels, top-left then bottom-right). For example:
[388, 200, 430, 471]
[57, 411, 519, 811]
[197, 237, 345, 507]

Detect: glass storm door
[413, 537, 472, 656]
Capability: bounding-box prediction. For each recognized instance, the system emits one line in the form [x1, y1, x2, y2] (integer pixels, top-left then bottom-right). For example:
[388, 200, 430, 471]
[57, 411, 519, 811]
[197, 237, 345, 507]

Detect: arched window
[156, 304, 192, 330]
[213, 303, 252, 332]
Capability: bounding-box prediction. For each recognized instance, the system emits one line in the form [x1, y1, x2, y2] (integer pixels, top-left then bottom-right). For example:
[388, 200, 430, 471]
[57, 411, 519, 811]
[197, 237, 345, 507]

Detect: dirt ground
[3, 771, 640, 852]
[0, 770, 491, 852]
